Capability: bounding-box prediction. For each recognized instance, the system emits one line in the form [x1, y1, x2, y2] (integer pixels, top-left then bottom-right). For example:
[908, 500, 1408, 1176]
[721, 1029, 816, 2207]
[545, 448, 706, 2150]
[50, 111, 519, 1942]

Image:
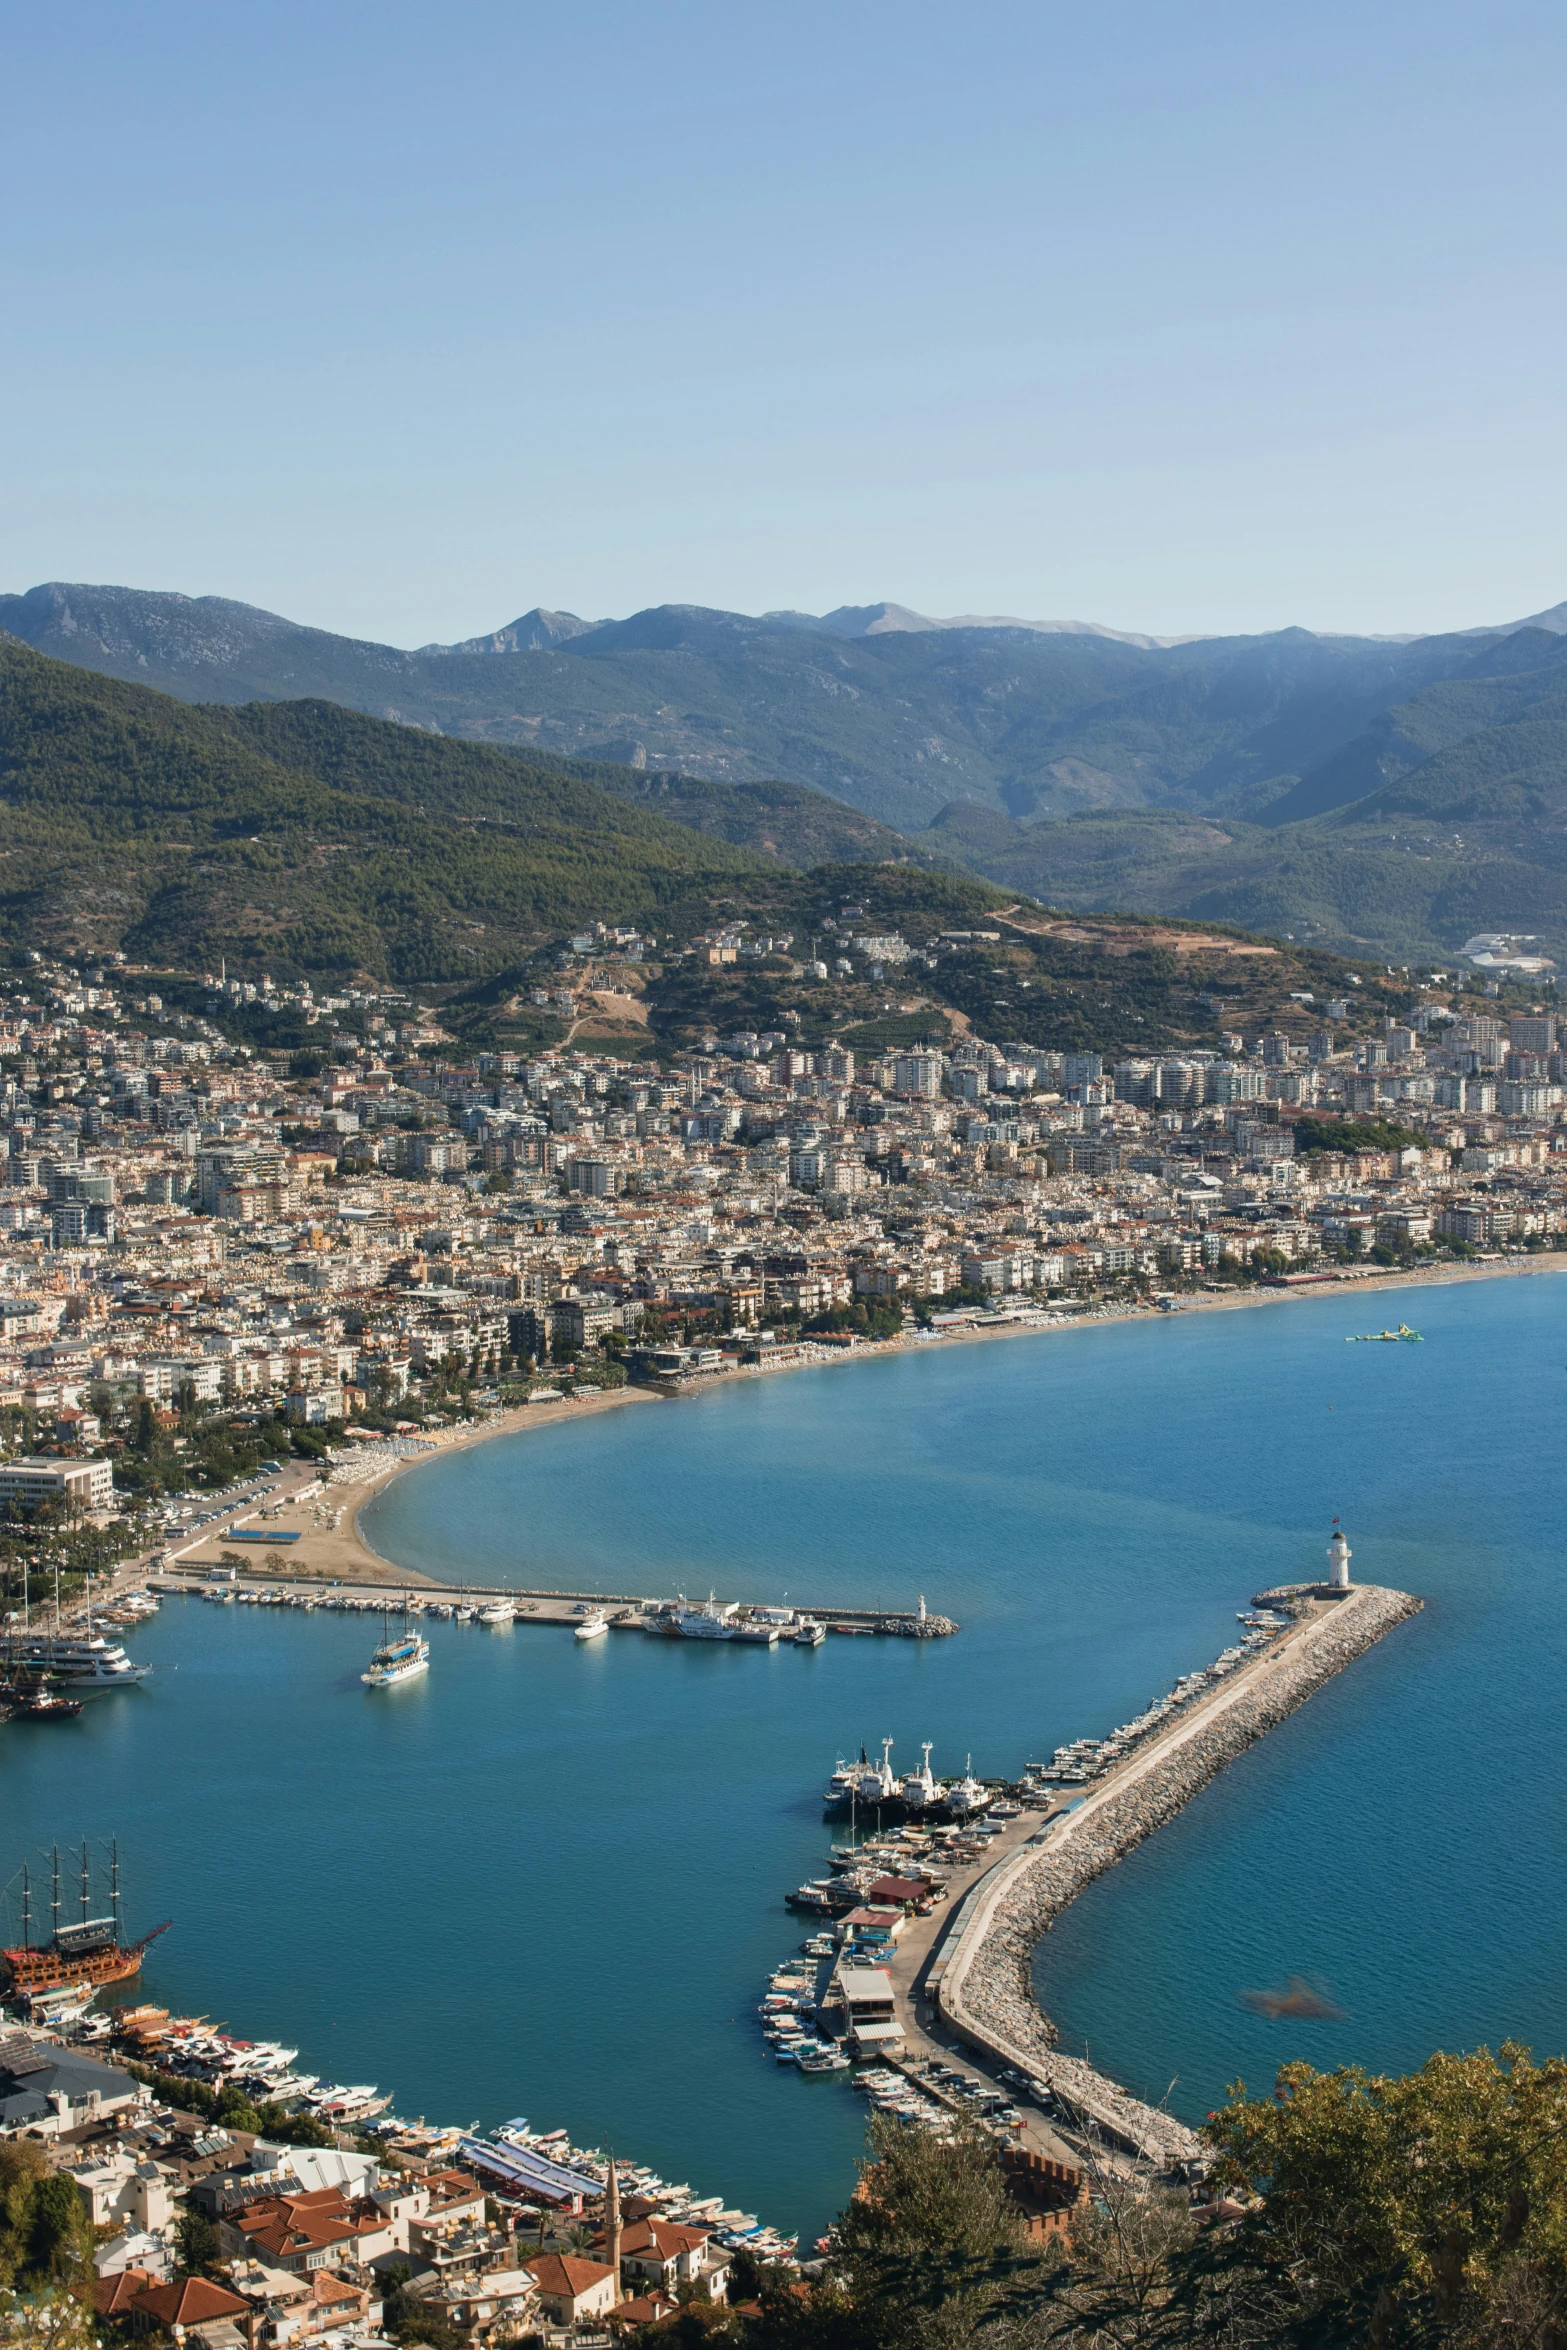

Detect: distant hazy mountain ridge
[7, 577, 1567, 962]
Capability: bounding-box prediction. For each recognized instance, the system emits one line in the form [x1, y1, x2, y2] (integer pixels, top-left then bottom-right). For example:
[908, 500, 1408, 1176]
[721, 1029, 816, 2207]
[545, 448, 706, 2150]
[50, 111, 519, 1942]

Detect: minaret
[1327, 1523, 1352, 1591]
[605, 2154, 622, 2304]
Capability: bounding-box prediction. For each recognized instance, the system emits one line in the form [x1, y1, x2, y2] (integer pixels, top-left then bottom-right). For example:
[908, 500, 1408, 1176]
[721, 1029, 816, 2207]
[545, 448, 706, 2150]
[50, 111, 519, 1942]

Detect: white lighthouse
[1327, 1525, 1352, 1591]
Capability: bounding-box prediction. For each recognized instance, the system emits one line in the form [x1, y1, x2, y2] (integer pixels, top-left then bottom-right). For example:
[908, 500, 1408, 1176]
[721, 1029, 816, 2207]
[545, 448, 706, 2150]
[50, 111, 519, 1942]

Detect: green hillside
[0, 641, 1396, 1061]
[0, 643, 806, 978]
[215, 699, 914, 868]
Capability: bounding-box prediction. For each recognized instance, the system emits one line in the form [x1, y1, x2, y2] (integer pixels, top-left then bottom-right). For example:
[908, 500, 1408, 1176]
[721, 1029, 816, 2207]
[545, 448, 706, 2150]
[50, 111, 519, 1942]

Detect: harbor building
[0, 1455, 114, 1514]
[838, 1962, 904, 2053]
[0, 2030, 138, 2136]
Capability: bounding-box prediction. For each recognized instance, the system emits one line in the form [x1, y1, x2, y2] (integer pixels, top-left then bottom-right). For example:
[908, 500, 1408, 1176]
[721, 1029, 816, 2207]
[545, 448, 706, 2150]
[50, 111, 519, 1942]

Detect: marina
[139, 1567, 954, 1647]
[1, 1271, 1563, 2236]
[17, 1987, 805, 2265]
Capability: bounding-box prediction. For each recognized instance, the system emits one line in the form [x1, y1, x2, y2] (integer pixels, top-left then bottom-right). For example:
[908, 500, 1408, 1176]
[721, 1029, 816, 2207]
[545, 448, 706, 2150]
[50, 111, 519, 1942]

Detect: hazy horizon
[8, 576, 1561, 654]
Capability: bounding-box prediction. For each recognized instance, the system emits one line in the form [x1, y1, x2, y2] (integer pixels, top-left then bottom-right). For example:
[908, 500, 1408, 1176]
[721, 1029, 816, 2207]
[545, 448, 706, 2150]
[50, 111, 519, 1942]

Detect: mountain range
[6, 580, 1567, 965]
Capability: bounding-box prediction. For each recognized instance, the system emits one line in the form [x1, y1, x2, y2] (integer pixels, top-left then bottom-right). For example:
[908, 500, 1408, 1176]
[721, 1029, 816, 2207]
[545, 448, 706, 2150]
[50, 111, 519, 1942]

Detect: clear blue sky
[5, 0, 1565, 645]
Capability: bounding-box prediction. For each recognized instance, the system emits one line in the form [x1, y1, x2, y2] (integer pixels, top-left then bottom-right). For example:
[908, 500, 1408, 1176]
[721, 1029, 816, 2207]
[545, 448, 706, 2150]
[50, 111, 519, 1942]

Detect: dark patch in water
[1239, 1975, 1347, 2021]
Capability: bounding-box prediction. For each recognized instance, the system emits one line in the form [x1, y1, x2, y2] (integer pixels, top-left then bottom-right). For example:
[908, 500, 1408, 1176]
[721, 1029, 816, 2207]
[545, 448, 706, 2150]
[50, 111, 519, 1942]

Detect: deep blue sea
[4, 1273, 1565, 2234]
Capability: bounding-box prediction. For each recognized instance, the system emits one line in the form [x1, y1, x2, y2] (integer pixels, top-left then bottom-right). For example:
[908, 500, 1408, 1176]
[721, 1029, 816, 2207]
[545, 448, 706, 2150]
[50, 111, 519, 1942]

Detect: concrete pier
[146, 1560, 948, 1636]
[899, 1581, 1421, 2170]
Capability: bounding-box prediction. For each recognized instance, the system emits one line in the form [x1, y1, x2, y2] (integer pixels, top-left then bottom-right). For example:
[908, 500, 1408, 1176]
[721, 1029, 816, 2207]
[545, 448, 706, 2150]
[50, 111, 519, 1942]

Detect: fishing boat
[895, 1742, 940, 1816]
[793, 1619, 826, 1647]
[1, 1841, 170, 1998]
[939, 1759, 993, 1823]
[362, 1605, 431, 1688]
[822, 1739, 900, 1817]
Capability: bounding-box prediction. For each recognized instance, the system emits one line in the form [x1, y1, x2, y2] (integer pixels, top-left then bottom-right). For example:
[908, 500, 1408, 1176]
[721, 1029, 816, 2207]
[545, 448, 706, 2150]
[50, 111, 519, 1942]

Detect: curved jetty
[932, 1580, 1421, 2168]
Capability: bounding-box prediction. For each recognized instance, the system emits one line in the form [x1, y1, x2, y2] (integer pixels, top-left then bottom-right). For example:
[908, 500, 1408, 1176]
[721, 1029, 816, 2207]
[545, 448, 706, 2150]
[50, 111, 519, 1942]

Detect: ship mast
[21, 1863, 31, 1950]
[50, 1845, 61, 1943]
[80, 1838, 91, 1928]
[111, 1840, 122, 1940]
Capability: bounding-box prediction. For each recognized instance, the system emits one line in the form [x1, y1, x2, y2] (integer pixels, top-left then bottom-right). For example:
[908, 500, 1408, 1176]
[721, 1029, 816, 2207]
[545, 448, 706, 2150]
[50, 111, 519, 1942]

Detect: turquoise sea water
[3, 1274, 1565, 2234]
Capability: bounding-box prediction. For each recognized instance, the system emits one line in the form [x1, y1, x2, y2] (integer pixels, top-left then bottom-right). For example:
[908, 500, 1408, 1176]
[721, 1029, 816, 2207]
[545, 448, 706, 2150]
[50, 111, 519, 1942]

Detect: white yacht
[0, 1632, 151, 1691]
[475, 1599, 515, 1626]
[574, 1611, 608, 1642]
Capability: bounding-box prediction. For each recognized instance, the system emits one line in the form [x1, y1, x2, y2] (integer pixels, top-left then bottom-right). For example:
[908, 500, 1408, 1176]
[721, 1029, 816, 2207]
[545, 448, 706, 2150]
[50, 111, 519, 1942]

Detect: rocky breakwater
[934, 1582, 1422, 2170]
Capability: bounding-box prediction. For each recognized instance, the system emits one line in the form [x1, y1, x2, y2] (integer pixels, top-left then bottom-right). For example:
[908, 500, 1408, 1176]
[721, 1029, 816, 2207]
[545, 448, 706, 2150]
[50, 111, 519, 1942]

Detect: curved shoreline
[928, 1581, 1422, 2167]
[348, 1254, 1566, 1589]
[157, 1254, 1567, 1593]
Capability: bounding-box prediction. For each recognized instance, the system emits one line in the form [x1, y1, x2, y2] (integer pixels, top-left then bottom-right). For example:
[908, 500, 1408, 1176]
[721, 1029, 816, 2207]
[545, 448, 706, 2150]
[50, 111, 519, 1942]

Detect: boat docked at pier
[672, 1595, 740, 1640]
[574, 1611, 608, 1642]
[896, 1742, 940, 1816]
[1, 1678, 83, 1722]
[823, 1738, 974, 1822]
[0, 1631, 150, 1692]
[940, 1760, 993, 1822]
[1, 1841, 170, 1998]
[823, 1740, 900, 1816]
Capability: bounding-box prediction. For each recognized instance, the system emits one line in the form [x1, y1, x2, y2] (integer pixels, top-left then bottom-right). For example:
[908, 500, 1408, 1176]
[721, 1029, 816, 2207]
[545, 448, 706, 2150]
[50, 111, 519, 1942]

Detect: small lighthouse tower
[1327, 1523, 1352, 1591]
[605, 2153, 622, 2304]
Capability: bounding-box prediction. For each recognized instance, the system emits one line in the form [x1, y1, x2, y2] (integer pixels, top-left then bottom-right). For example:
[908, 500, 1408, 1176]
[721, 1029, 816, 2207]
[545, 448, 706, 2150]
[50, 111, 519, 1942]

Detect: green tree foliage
[1293, 1116, 1430, 1156]
[1202, 2044, 1567, 2346]
[172, 2209, 222, 2279]
[772, 2115, 1050, 2350]
[0, 2145, 89, 2291]
[802, 1302, 904, 1342]
[119, 2061, 338, 2148]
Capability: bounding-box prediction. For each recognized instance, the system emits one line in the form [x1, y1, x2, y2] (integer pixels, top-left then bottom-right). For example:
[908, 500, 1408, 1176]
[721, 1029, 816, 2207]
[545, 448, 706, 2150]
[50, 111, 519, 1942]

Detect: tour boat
[0, 1632, 151, 1691]
[362, 1608, 431, 1688]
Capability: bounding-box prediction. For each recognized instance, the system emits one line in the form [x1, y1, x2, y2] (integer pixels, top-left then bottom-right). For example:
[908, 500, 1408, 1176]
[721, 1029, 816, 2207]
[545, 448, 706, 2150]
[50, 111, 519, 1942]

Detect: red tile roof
[526, 2254, 615, 2300]
[620, 2218, 711, 2257]
[132, 2276, 252, 2330]
[95, 2267, 158, 2319]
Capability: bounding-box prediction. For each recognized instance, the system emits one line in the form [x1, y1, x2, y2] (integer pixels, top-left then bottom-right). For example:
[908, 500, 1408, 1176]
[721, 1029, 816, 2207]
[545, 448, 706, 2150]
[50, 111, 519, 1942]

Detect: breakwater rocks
[936, 1583, 1421, 2168]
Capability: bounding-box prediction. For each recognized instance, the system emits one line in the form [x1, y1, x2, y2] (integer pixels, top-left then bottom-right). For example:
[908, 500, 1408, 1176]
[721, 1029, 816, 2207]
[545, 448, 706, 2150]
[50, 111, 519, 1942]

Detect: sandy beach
[158, 1250, 1567, 1594]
